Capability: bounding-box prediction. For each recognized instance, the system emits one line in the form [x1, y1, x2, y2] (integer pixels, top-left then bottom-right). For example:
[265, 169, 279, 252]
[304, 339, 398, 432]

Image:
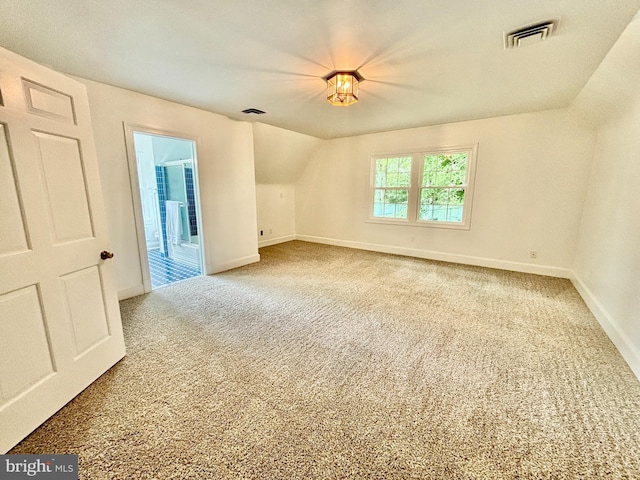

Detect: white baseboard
[118, 284, 145, 301]
[207, 253, 260, 274]
[295, 235, 572, 278]
[571, 273, 640, 381]
[258, 234, 296, 248]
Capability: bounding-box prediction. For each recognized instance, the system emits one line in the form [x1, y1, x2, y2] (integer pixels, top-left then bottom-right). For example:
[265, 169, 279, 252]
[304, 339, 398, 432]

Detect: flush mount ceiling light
[324, 70, 363, 106]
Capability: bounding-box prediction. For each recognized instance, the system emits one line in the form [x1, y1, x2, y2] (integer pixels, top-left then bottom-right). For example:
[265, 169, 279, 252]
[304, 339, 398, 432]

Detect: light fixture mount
[324, 70, 363, 106]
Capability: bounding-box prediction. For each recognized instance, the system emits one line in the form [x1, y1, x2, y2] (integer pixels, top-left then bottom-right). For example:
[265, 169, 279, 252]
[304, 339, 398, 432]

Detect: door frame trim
[123, 123, 205, 293]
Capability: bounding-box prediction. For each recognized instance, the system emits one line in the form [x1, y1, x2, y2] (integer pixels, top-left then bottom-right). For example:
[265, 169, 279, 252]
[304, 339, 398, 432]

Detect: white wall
[253, 122, 323, 184]
[256, 184, 296, 247]
[78, 78, 259, 299]
[296, 109, 595, 276]
[571, 14, 640, 378]
[253, 122, 322, 247]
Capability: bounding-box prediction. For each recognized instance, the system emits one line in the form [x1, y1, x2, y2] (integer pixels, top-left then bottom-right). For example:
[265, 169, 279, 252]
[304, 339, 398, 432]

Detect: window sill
[366, 217, 471, 230]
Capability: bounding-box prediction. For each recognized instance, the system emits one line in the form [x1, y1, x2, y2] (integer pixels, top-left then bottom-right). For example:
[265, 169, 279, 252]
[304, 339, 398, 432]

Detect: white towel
[165, 200, 182, 245]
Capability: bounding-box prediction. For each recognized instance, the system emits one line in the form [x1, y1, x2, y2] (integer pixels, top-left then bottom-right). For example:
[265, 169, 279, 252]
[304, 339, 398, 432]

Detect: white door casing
[0, 46, 126, 453]
[124, 124, 205, 293]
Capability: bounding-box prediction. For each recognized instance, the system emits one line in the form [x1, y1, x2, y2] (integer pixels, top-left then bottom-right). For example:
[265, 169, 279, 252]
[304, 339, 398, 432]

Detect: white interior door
[0, 46, 126, 453]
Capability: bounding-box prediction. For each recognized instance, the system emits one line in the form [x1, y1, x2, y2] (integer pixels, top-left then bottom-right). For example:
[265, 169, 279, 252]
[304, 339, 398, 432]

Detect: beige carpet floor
[10, 241, 640, 479]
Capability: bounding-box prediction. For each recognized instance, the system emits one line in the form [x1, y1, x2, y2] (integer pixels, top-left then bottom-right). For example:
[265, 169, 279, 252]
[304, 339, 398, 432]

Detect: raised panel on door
[0, 124, 29, 257]
[22, 79, 76, 124]
[60, 266, 110, 359]
[33, 131, 94, 244]
[0, 285, 55, 405]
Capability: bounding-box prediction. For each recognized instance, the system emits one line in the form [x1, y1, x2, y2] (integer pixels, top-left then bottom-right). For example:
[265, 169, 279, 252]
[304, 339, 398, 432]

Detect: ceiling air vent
[505, 20, 557, 49]
[241, 108, 266, 115]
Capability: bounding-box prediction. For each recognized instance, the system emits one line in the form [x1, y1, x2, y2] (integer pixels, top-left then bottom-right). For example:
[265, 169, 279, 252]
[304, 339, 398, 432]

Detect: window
[420, 152, 468, 223]
[372, 156, 412, 219]
[370, 145, 477, 229]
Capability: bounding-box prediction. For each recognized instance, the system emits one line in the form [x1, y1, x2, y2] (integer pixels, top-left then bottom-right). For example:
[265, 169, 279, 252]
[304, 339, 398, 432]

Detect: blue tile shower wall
[155, 166, 168, 256]
[184, 167, 198, 237]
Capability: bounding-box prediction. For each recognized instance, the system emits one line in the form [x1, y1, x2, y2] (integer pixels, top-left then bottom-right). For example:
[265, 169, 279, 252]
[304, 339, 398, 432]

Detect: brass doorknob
[100, 251, 114, 260]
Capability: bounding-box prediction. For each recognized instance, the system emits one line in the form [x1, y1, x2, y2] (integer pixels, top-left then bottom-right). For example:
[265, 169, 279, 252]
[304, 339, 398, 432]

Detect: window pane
[372, 187, 408, 219]
[435, 188, 449, 206]
[450, 153, 468, 170]
[447, 204, 464, 222]
[449, 188, 465, 205]
[396, 203, 408, 218]
[424, 154, 467, 172]
[435, 171, 451, 186]
[422, 170, 436, 187]
[419, 187, 465, 222]
[384, 189, 408, 205]
[375, 156, 412, 188]
[448, 188, 464, 222]
[419, 188, 437, 221]
[423, 155, 439, 171]
[387, 172, 399, 187]
[450, 169, 465, 186]
[438, 155, 452, 169]
[398, 156, 412, 172]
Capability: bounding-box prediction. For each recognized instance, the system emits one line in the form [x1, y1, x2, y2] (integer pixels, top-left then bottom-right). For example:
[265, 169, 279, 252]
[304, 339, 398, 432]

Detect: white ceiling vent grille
[505, 20, 557, 49]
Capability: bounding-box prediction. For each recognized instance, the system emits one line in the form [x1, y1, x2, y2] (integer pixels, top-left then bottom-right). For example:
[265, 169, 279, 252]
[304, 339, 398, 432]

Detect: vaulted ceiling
[1, 1, 639, 139]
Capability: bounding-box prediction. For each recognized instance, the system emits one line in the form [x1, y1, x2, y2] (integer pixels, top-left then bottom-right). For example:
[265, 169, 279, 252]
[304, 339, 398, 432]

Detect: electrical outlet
[260, 230, 263, 236]
[530, 251, 537, 259]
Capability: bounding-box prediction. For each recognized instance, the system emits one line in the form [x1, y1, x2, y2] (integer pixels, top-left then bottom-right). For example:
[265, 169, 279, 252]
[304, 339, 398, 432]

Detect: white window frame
[368, 144, 478, 230]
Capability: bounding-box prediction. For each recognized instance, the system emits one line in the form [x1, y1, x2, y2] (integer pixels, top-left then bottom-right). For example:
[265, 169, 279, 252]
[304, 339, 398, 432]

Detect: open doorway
[125, 126, 204, 291]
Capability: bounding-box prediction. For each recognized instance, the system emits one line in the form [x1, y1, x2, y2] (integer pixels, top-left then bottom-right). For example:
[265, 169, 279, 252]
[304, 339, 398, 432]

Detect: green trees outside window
[420, 153, 467, 222]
